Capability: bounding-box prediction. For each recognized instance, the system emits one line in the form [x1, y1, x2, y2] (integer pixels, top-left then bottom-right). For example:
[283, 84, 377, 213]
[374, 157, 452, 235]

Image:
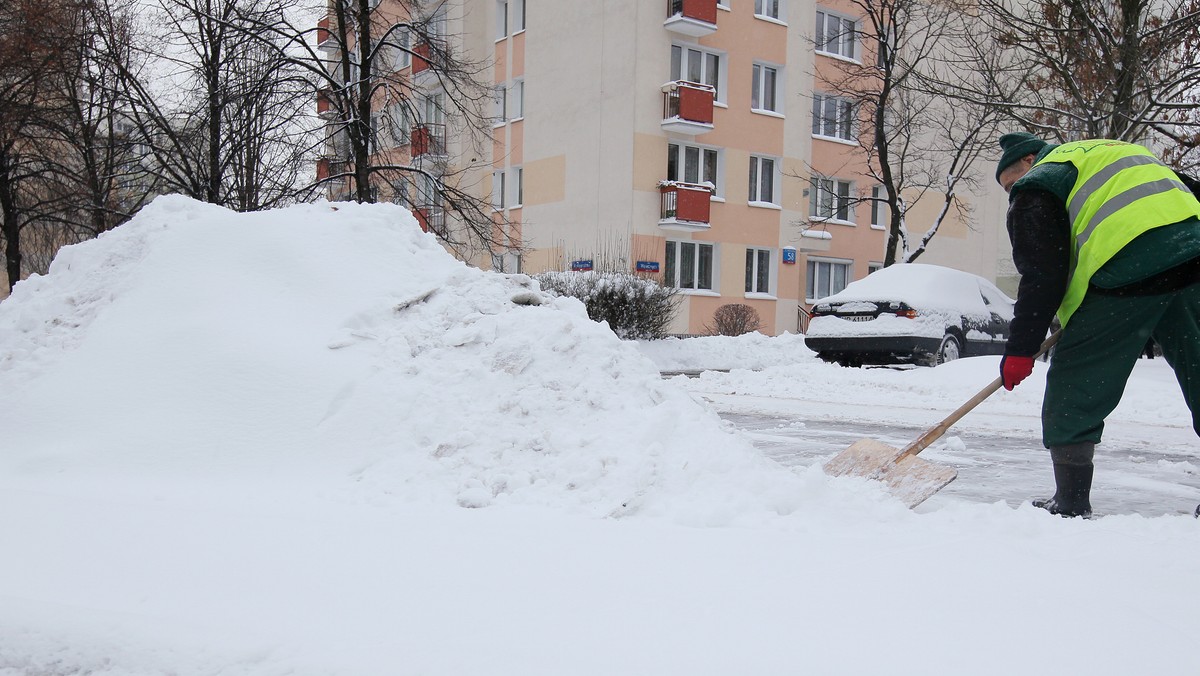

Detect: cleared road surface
[722, 411, 1200, 517]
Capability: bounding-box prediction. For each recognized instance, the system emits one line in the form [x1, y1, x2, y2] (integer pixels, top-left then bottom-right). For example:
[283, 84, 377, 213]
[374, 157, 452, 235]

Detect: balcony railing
[414, 205, 445, 234]
[316, 158, 348, 184]
[662, 81, 715, 134]
[665, 0, 718, 36]
[411, 123, 447, 158]
[659, 181, 712, 230]
[316, 16, 332, 50]
[412, 41, 432, 74]
[316, 89, 335, 118]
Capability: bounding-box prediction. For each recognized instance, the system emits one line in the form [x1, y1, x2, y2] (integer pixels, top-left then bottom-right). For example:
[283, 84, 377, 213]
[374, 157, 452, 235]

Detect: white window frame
[664, 240, 717, 292]
[512, 167, 523, 207]
[492, 250, 521, 273]
[870, 185, 888, 230]
[671, 44, 726, 104]
[806, 257, 852, 302]
[748, 155, 778, 206]
[496, 0, 508, 39]
[745, 246, 775, 297]
[815, 9, 858, 60]
[667, 143, 722, 196]
[511, 79, 525, 120]
[755, 0, 782, 21]
[751, 62, 781, 114]
[812, 92, 856, 142]
[810, 176, 854, 223]
[493, 84, 507, 124]
[492, 170, 506, 210]
[514, 0, 526, 32]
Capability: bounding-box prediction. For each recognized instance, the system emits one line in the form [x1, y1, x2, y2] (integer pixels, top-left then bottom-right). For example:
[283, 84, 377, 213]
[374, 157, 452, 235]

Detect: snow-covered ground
[1, 198, 1198, 675]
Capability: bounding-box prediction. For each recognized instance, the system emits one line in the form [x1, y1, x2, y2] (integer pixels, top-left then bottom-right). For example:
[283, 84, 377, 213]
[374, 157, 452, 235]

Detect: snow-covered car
[804, 264, 1015, 367]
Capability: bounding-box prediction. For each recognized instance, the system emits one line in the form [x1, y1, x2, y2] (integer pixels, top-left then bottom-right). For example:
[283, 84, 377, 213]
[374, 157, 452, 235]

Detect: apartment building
[319, 0, 1014, 335]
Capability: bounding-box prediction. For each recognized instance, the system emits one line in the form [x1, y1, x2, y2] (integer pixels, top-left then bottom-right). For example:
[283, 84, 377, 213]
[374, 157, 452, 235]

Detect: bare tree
[809, 0, 1004, 266]
[89, 0, 312, 210]
[0, 0, 79, 291]
[244, 0, 513, 256]
[958, 0, 1200, 165]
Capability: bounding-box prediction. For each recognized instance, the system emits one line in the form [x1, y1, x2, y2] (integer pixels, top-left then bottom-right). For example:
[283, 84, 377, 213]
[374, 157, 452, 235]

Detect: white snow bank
[0, 196, 817, 523]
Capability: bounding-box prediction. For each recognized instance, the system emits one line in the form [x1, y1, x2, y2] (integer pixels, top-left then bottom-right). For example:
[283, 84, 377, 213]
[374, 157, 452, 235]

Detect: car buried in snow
[803, 264, 1015, 367]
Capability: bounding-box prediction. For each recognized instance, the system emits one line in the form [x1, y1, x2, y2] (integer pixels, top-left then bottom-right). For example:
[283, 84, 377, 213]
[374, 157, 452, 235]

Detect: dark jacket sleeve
[1005, 188, 1072, 356]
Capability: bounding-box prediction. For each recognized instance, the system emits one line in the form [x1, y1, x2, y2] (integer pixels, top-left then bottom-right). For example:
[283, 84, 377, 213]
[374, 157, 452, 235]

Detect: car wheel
[934, 333, 961, 366]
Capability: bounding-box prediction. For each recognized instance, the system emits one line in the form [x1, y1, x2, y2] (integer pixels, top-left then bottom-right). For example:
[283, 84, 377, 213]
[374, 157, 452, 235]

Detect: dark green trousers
[1043, 281, 1200, 447]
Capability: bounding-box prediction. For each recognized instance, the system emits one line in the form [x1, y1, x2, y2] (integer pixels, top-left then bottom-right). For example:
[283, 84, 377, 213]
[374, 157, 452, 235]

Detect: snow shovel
[823, 329, 1063, 508]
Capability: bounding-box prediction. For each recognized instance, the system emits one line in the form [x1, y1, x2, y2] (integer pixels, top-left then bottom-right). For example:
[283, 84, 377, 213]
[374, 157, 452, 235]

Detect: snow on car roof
[813, 264, 1000, 316]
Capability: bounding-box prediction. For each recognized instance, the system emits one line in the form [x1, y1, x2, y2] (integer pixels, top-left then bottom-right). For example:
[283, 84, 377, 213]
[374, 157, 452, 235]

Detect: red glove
[1000, 355, 1034, 391]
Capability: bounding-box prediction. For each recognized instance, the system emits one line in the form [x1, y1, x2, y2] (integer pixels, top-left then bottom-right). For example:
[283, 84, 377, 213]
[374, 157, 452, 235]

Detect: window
[745, 247, 773, 294]
[812, 92, 855, 141]
[494, 85, 507, 122]
[816, 10, 857, 59]
[807, 258, 850, 301]
[514, 0, 526, 31]
[755, 0, 781, 20]
[671, 45, 723, 101]
[751, 63, 779, 112]
[492, 170, 505, 209]
[664, 241, 715, 290]
[493, 251, 521, 273]
[511, 79, 525, 119]
[396, 28, 411, 68]
[870, 185, 888, 229]
[667, 143, 720, 193]
[868, 262, 884, 274]
[748, 155, 776, 204]
[496, 0, 508, 39]
[513, 167, 523, 206]
[810, 177, 853, 221]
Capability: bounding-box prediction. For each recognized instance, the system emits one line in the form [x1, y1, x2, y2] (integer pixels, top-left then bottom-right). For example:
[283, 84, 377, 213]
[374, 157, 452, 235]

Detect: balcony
[414, 205, 445, 234]
[316, 158, 348, 184]
[411, 123, 447, 158]
[316, 89, 335, 118]
[658, 181, 711, 231]
[316, 16, 333, 51]
[411, 41, 432, 74]
[664, 0, 717, 37]
[661, 81, 714, 135]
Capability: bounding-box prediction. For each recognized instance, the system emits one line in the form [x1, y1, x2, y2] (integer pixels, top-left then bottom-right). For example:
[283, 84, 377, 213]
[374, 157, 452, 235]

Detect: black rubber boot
[1032, 443, 1094, 518]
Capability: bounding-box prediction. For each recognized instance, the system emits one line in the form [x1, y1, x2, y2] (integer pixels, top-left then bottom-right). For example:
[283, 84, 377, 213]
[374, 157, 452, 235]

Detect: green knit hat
[995, 132, 1048, 183]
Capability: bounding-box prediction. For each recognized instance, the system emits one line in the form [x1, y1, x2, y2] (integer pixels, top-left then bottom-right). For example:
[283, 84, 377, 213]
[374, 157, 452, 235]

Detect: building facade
[317, 0, 1015, 334]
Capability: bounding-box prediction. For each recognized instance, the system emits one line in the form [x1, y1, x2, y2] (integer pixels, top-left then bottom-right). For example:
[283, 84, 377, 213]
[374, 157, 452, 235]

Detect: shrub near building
[535, 271, 680, 340]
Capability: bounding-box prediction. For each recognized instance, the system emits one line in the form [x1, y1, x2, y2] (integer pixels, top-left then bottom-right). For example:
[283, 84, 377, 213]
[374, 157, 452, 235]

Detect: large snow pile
[0, 196, 816, 522]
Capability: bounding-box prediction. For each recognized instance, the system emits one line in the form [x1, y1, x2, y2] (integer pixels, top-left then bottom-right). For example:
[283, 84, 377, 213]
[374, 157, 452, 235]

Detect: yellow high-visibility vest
[1033, 140, 1200, 325]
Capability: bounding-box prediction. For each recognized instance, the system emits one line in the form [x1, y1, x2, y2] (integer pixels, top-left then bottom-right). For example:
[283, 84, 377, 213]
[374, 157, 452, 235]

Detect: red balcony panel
[410, 123, 446, 158]
[316, 158, 330, 181]
[676, 184, 711, 223]
[411, 125, 430, 156]
[659, 182, 711, 225]
[681, 0, 717, 24]
[316, 89, 332, 115]
[412, 41, 431, 74]
[316, 17, 331, 45]
[415, 207, 431, 232]
[678, 84, 714, 124]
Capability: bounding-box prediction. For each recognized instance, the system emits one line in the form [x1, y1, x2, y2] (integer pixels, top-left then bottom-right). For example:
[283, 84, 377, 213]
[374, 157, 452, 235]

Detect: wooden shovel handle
[897, 328, 1063, 459]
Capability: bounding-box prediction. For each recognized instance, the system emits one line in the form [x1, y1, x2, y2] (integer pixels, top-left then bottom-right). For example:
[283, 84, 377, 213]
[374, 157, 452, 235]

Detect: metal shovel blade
[823, 438, 957, 509]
